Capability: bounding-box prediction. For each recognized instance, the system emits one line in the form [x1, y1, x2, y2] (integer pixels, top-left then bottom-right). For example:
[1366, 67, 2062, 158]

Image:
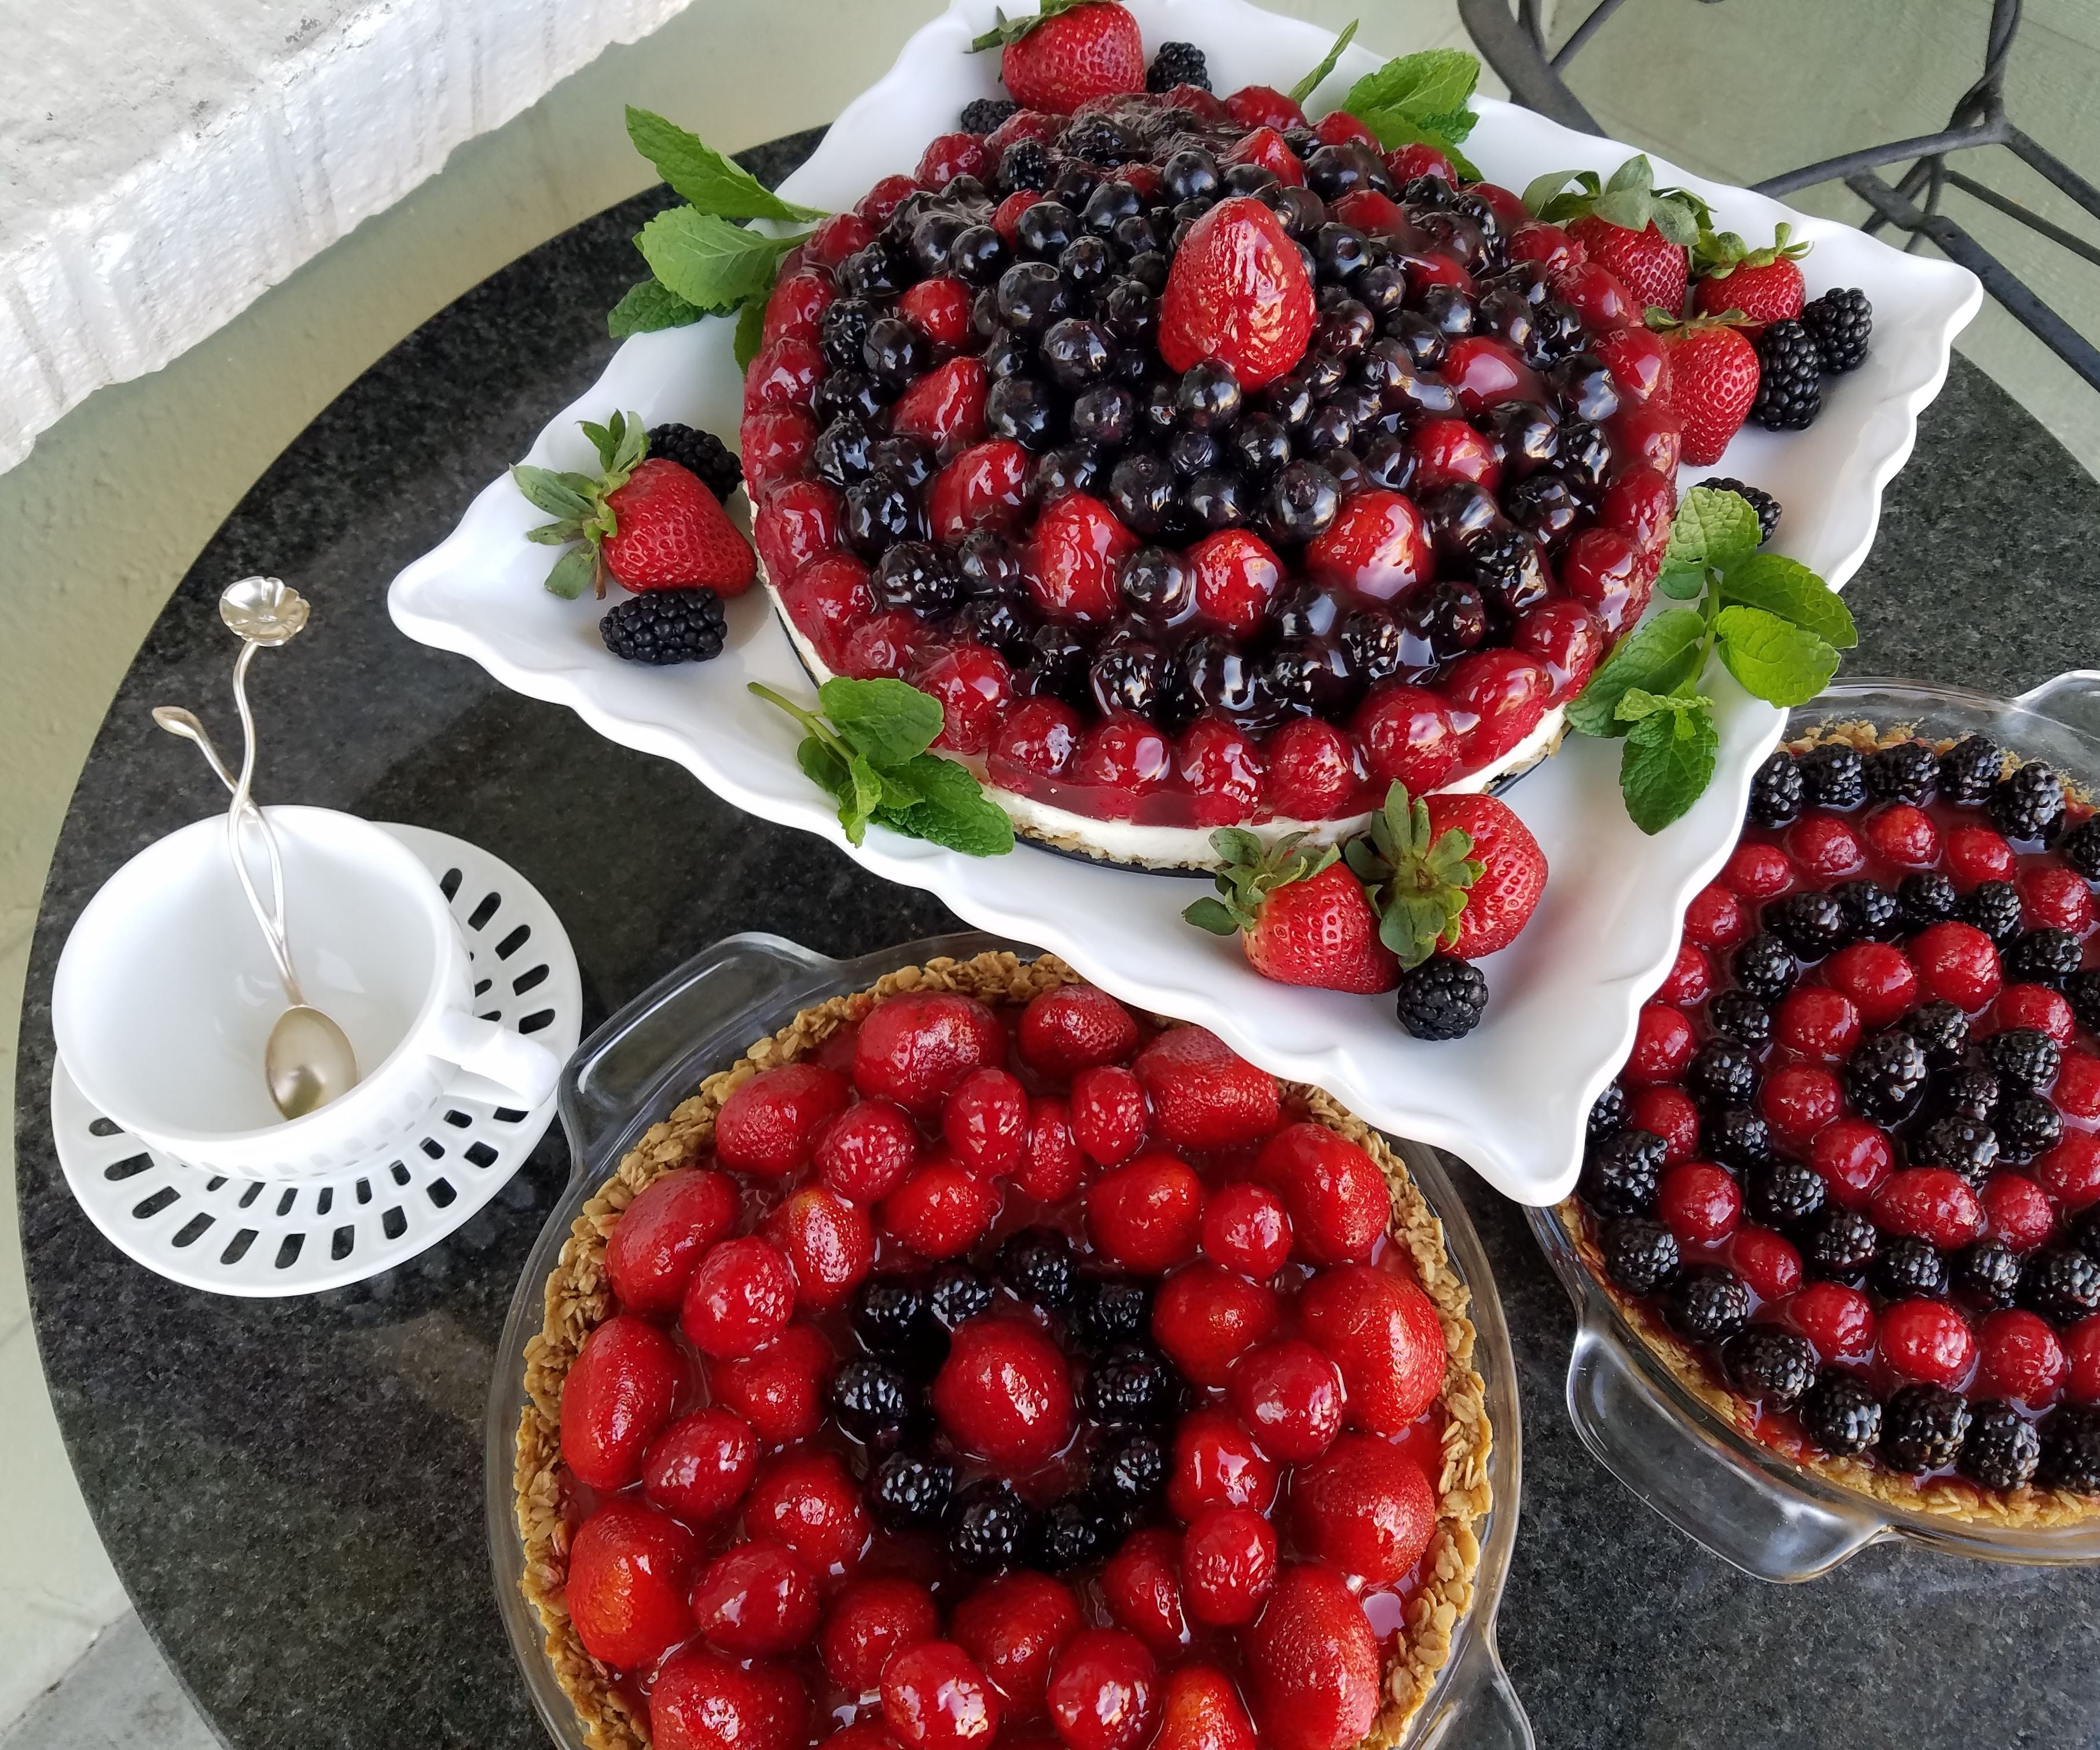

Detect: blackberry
[1092, 1433, 1166, 1509]
[1687, 1039, 1758, 1109]
[645, 422, 743, 501]
[1587, 1082, 1629, 1144]
[1908, 1115, 1998, 1185]
[1748, 319, 1823, 429]
[1835, 878, 1901, 942]
[1866, 739, 1938, 805]
[2022, 1248, 2100, 1322]
[1074, 1275, 1151, 1352]
[1708, 991, 1773, 1051]
[1955, 1241, 2025, 1307]
[1939, 734, 2005, 805]
[961, 97, 1020, 135]
[948, 1481, 1037, 1572]
[1579, 1129, 1665, 1216]
[1933, 1067, 2001, 1122]
[1897, 872, 1961, 933]
[2039, 1406, 2100, 1491]
[1880, 1383, 1970, 1472]
[1732, 933, 1798, 1003]
[1800, 286, 1872, 372]
[1063, 116, 1133, 167]
[998, 139, 1053, 195]
[2061, 817, 2100, 880]
[871, 1451, 955, 1530]
[1959, 1400, 2042, 1490]
[1989, 762, 2068, 844]
[2005, 927, 2082, 987]
[1084, 1344, 1180, 1425]
[1907, 999, 1969, 1068]
[1796, 741, 1865, 809]
[1986, 1027, 2061, 1091]
[2000, 1094, 2062, 1164]
[931, 1266, 997, 1328]
[1146, 40, 1210, 91]
[598, 587, 728, 665]
[1844, 1031, 1929, 1123]
[1602, 1217, 1680, 1295]
[1396, 955, 1488, 1039]
[1724, 1328, 1818, 1405]
[1874, 1236, 1949, 1300]
[1802, 1205, 1876, 1281]
[831, 1359, 916, 1445]
[1694, 476, 1780, 542]
[2069, 970, 2100, 1037]
[1751, 1157, 1829, 1230]
[997, 1227, 1078, 1310]
[1668, 1267, 1752, 1343]
[1959, 881, 2024, 946]
[1765, 890, 1850, 958]
[1746, 751, 1804, 829]
[1037, 1495, 1114, 1570]
[1708, 1106, 1774, 1174]
[856, 1278, 939, 1361]
[1800, 1369, 1882, 1455]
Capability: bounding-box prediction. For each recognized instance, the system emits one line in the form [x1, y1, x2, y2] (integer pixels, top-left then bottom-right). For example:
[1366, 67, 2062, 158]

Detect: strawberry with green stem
[1522, 155, 1712, 318]
[1693, 223, 1812, 329]
[970, 0, 1146, 115]
[1184, 833, 1400, 994]
[1347, 785, 1545, 963]
[1651, 312, 1760, 467]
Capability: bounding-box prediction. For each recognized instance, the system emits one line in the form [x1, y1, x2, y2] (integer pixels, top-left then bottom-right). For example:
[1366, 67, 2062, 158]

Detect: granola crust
[514, 949, 1491, 1750]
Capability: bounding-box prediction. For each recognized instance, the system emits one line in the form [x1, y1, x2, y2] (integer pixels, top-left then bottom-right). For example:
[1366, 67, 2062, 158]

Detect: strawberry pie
[744, 35, 1687, 867]
[514, 951, 1490, 1750]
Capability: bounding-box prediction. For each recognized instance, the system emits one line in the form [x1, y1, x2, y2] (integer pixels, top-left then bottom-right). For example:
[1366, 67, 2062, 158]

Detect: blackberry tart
[515, 951, 1491, 1750]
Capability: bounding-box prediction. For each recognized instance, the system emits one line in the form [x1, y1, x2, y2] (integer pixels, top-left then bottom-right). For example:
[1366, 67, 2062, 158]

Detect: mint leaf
[798, 738, 851, 803]
[608, 277, 702, 337]
[1344, 47, 1478, 123]
[1621, 701, 1720, 833]
[1714, 605, 1840, 707]
[1356, 110, 1480, 179]
[1416, 104, 1477, 145]
[1566, 609, 1708, 737]
[1657, 561, 1707, 600]
[818, 678, 945, 767]
[734, 295, 768, 371]
[1614, 686, 1713, 725]
[544, 546, 597, 600]
[636, 208, 803, 314]
[878, 755, 1014, 856]
[1289, 19, 1359, 105]
[625, 108, 825, 222]
[1720, 552, 1858, 650]
[1669, 486, 1763, 572]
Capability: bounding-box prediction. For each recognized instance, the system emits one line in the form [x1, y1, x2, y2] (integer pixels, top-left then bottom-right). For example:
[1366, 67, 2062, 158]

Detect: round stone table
[17, 132, 2100, 1749]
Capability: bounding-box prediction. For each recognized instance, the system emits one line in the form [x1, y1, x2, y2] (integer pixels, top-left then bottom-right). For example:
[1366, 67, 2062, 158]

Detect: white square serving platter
[388, 0, 1980, 1204]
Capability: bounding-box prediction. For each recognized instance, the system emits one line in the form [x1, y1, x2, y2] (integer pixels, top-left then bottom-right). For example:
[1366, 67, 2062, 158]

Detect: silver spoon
[210, 577, 359, 1119]
[153, 705, 289, 944]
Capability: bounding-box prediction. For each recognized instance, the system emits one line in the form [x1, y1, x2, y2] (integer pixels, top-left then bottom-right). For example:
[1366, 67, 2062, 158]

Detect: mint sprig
[1567, 486, 1857, 833]
[626, 107, 825, 223]
[751, 679, 1014, 856]
[1288, 20, 1359, 106]
[1340, 47, 1483, 179]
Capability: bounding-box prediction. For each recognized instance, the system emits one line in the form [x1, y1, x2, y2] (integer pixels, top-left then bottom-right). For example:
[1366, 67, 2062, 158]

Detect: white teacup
[53, 807, 562, 1180]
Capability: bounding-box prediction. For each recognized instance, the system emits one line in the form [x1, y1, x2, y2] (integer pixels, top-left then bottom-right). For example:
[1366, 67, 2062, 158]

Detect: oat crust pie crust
[515, 950, 1491, 1749]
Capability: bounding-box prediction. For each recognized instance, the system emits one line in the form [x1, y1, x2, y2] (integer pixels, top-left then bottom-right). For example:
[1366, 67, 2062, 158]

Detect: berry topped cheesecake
[1566, 726, 2100, 1521]
[515, 951, 1490, 1750]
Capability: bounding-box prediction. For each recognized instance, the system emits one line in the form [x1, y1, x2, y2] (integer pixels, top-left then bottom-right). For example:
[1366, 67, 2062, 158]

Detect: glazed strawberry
[1184, 528, 1286, 634]
[953, 1571, 1084, 1715]
[822, 1577, 941, 1694]
[854, 992, 1007, 1115]
[883, 1641, 1003, 1750]
[917, 131, 990, 190]
[1229, 1338, 1344, 1461]
[1442, 649, 1554, 769]
[1759, 1062, 1842, 1145]
[1028, 491, 1140, 622]
[1907, 921, 2003, 1011]
[709, 1323, 832, 1443]
[742, 413, 820, 505]
[1100, 1528, 1189, 1652]
[1656, 940, 1713, 1007]
[2020, 862, 2094, 934]
[1659, 318, 1760, 467]
[1514, 599, 1608, 705]
[747, 1448, 873, 1574]
[1018, 1096, 1089, 1201]
[765, 1185, 876, 1311]
[763, 270, 836, 347]
[1627, 1084, 1700, 1164]
[2054, 1050, 2100, 1120]
[1973, 1308, 2066, 1407]
[975, 1, 1144, 113]
[920, 642, 1017, 755]
[2066, 1315, 2100, 1405]
[1692, 225, 1810, 328]
[880, 1157, 1004, 1259]
[817, 1100, 921, 1204]
[1788, 814, 1867, 881]
[1254, 1123, 1389, 1265]
[1303, 490, 1431, 601]
[1807, 1119, 1895, 1209]
[1683, 883, 1751, 949]
[1624, 1002, 1696, 1085]
[1188, 839, 1396, 995]
[644, 1405, 758, 1525]
[1019, 984, 1141, 1077]
[1151, 1263, 1282, 1387]
[1820, 942, 1918, 1030]
[605, 1168, 738, 1315]
[1180, 1505, 1277, 1626]
[1221, 126, 1305, 188]
[1720, 839, 1794, 899]
[1723, 1226, 1804, 1302]
[1132, 1027, 1282, 1152]
[1878, 1297, 1975, 1389]
[1558, 527, 1650, 636]
[1658, 1161, 1742, 1244]
[1943, 821, 2016, 886]
[1863, 803, 1940, 869]
[1073, 713, 1173, 817]
[943, 1067, 1030, 1175]
[781, 553, 877, 668]
[1298, 1263, 1446, 1433]
[1980, 1172, 2056, 1252]
[561, 1314, 685, 1491]
[1352, 683, 1461, 795]
[1871, 1168, 1984, 1250]
[745, 339, 824, 414]
[1242, 1562, 1380, 1750]
[1070, 1064, 1150, 1165]
[1408, 416, 1500, 492]
[1785, 1281, 1877, 1363]
[1221, 84, 1304, 131]
[932, 1317, 1075, 1469]
[1046, 1628, 1159, 1750]
[1594, 323, 1672, 405]
[1549, 259, 1642, 334]
[1168, 1407, 1280, 1520]
[1156, 1665, 1258, 1750]
[1291, 1433, 1437, 1583]
[1088, 1153, 1205, 1273]
[683, 1236, 797, 1358]
[1999, 981, 2077, 1043]
[1158, 197, 1316, 389]
[1387, 141, 1457, 183]
[929, 440, 1031, 541]
[1201, 1181, 1291, 1278]
[652, 1647, 808, 1750]
[1176, 719, 1265, 826]
[1773, 986, 1860, 1061]
[566, 1499, 700, 1670]
[692, 1541, 823, 1656]
[2037, 1132, 2100, 1211]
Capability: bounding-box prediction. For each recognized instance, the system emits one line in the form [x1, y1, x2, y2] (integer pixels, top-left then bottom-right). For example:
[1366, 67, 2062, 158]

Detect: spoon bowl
[266, 1005, 362, 1118]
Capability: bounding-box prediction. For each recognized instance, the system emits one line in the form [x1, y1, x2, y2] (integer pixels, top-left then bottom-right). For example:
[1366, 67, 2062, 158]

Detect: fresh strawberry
[1527, 155, 1709, 317]
[1131, 1027, 1283, 1152]
[1298, 1263, 1446, 1432]
[1158, 196, 1316, 390]
[1692, 223, 1811, 329]
[1422, 793, 1547, 957]
[1019, 983, 1143, 1076]
[1151, 1262, 1282, 1386]
[971, 0, 1145, 115]
[1655, 315, 1761, 466]
[1344, 783, 1544, 968]
[1184, 833, 1397, 994]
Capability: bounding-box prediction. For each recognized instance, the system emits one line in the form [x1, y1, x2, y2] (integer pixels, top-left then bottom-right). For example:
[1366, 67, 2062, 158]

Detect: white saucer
[49, 823, 583, 1296]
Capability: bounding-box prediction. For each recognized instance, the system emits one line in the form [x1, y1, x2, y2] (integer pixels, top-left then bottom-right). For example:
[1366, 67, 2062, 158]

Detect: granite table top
[16, 132, 2100, 1750]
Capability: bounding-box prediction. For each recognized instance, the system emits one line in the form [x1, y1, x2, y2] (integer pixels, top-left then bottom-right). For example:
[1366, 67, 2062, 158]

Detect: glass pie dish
[484, 928, 1533, 1748]
[1529, 671, 2100, 1580]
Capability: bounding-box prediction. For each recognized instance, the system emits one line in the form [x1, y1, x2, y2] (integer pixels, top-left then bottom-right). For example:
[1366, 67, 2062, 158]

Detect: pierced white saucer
[50, 823, 582, 1296]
